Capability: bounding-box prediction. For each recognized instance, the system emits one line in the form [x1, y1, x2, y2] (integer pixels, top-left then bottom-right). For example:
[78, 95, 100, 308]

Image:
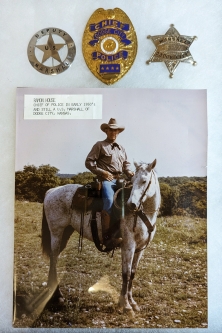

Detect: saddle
[71, 179, 132, 252]
[71, 180, 154, 253]
[71, 178, 129, 214]
[71, 179, 103, 212]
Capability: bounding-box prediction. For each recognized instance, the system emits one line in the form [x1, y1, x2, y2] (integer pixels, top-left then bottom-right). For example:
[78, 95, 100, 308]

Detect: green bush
[15, 165, 207, 218]
[159, 183, 172, 216]
[15, 164, 60, 202]
[71, 172, 95, 185]
[159, 180, 207, 218]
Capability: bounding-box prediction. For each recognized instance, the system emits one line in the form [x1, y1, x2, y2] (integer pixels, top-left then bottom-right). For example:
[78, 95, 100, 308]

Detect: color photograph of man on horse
[14, 88, 207, 328]
[85, 117, 135, 249]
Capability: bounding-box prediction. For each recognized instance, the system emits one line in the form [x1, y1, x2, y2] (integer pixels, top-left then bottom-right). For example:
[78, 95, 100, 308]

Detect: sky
[16, 88, 207, 177]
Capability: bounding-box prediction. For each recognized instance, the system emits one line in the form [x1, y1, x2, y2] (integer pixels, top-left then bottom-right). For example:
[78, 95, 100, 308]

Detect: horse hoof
[117, 301, 123, 310]
[131, 303, 140, 312]
[123, 308, 135, 318]
[58, 297, 65, 304]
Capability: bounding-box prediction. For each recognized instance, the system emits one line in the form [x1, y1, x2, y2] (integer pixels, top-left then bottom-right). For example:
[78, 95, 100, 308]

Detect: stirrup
[112, 237, 123, 247]
[103, 235, 123, 249]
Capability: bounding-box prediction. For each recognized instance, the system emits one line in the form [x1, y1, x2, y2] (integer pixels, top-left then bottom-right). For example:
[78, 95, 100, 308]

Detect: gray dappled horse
[41, 159, 161, 316]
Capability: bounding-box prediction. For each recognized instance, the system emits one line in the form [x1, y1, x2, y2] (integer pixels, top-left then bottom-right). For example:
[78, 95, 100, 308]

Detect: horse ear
[147, 159, 157, 171]
[151, 159, 157, 169]
[134, 160, 139, 168]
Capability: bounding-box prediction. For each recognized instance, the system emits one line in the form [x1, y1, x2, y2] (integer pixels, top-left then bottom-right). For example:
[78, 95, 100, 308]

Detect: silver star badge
[27, 27, 76, 75]
[35, 33, 65, 64]
[147, 24, 197, 78]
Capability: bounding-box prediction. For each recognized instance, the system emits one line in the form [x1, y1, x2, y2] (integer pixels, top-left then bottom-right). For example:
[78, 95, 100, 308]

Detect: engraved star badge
[147, 24, 197, 78]
[28, 27, 76, 75]
[35, 33, 65, 64]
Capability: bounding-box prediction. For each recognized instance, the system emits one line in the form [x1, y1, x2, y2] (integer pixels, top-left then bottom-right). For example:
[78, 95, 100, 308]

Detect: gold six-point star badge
[147, 24, 197, 78]
[28, 27, 76, 75]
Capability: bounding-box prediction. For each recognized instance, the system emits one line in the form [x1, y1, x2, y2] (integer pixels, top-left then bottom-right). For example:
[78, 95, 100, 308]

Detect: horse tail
[41, 205, 51, 258]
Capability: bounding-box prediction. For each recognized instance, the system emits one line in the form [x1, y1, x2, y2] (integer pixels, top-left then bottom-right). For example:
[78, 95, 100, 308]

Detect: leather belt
[111, 172, 122, 178]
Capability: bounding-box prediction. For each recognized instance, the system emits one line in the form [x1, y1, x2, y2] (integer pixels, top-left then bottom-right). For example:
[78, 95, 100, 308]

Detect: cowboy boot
[101, 210, 122, 248]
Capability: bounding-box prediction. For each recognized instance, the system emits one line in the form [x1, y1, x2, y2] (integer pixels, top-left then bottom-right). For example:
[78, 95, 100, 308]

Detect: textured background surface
[0, 0, 221, 332]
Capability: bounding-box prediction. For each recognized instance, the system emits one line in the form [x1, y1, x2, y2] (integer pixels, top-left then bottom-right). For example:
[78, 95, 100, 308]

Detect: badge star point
[35, 33, 65, 64]
[147, 25, 197, 77]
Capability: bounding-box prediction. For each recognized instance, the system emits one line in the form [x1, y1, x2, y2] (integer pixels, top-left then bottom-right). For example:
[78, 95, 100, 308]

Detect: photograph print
[14, 87, 207, 328]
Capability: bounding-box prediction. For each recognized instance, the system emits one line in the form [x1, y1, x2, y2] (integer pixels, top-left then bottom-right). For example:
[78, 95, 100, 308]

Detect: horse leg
[128, 250, 144, 312]
[118, 246, 135, 315]
[48, 230, 64, 302]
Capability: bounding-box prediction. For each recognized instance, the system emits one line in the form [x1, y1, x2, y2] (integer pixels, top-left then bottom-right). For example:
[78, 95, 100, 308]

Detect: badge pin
[82, 8, 137, 85]
[147, 24, 197, 78]
[27, 27, 76, 75]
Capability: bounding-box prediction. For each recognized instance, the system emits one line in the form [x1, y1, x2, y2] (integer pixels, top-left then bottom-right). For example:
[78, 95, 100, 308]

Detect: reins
[134, 214, 157, 253]
[133, 171, 159, 252]
[77, 168, 158, 254]
[113, 169, 159, 253]
[78, 187, 88, 253]
[78, 212, 84, 253]
[113, 186, 131, 211]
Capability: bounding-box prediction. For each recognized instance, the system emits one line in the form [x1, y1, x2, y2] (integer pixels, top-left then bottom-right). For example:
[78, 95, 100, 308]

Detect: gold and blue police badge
[82, 8, 137, 85]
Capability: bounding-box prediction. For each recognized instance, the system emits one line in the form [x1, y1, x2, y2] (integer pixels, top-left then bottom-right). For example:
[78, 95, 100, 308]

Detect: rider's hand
[103, 171, 114, 181]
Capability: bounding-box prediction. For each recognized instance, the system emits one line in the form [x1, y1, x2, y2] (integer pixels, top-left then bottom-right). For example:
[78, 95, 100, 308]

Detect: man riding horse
[85, 118, 134, 249]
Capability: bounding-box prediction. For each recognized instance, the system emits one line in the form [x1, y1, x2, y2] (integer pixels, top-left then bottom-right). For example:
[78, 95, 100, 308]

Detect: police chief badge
[82, 8, 137, 85]
[147, 24, 197, 78]
[27, 27, 76, 75]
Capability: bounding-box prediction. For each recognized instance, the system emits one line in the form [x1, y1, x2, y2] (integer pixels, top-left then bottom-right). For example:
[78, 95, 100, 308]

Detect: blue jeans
[102, 180, 117, 214]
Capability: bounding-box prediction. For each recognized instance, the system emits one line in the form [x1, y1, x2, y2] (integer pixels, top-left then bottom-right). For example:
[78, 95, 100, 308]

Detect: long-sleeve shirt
[85, 139, 132, 179]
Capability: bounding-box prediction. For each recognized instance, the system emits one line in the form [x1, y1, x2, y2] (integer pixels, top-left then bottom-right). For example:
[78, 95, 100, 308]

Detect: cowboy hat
[100, 118, 125, 133]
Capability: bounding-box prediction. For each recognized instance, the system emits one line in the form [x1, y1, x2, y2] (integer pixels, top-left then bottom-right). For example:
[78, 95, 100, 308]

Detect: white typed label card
[24, 95, 103, 119]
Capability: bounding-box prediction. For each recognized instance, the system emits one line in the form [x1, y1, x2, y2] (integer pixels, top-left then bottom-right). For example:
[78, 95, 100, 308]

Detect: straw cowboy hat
[100, 118, 125, 133]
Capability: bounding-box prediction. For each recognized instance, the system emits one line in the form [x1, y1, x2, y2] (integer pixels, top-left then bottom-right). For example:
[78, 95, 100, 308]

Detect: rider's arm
[85, 142, 110, 179]
[122, 149, 134, 178]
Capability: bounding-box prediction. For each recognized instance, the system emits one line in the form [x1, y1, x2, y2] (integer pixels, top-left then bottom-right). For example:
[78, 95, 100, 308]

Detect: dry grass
[14, 200, 207, 328]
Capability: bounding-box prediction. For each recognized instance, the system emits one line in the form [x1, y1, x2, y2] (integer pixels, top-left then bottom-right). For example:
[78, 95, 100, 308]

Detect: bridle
[132, 169, 154, 213]
[131, 169, 160, 252]
[114, 170, 159, 235]
[113, 168, 159, 252]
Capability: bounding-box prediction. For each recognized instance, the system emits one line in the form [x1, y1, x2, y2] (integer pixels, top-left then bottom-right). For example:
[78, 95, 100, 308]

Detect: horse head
[127, 159, 157, 211]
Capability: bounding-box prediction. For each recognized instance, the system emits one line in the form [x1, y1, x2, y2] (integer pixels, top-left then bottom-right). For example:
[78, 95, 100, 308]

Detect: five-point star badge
[27, 27, 76, 75]
[147, 24, 197, 78]
[35, 33, 65, 64]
